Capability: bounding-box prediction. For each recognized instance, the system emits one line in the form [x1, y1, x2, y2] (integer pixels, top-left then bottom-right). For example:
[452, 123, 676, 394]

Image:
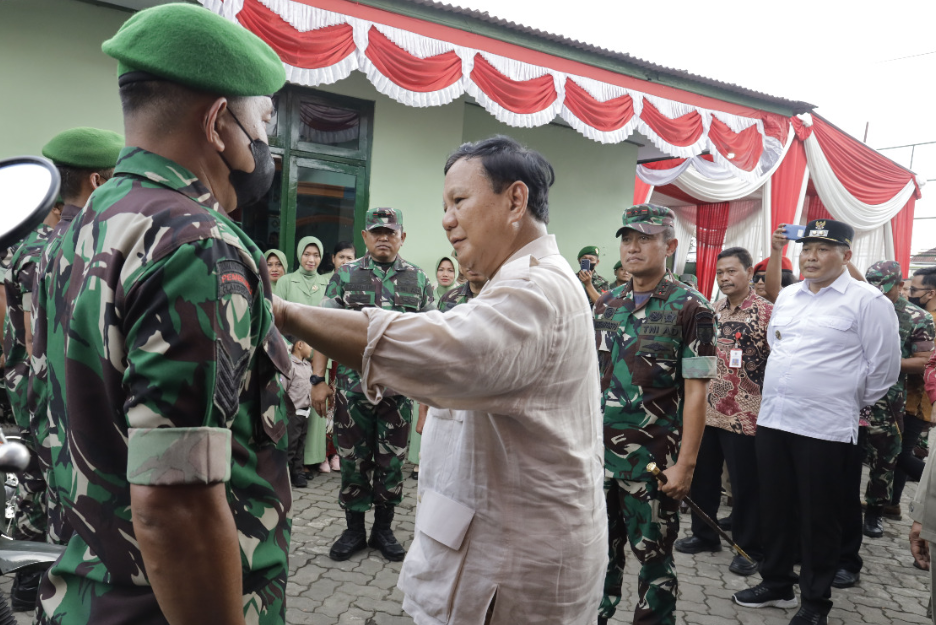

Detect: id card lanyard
[729, 332, 743, 369]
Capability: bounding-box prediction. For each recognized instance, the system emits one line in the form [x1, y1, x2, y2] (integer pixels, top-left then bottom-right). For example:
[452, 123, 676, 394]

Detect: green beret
[614, 261, 622, 271]
[102, 3, 286, 97]
[42, 127, 124, 169]
[578, 246, 599, 259]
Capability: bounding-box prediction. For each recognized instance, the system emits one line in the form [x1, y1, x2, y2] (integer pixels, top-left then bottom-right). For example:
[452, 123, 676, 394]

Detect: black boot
[863, 506, 884, 538]
[10, 569, 43, 611]
[329, 510, 367, 561]
[369, 505, 406, 561]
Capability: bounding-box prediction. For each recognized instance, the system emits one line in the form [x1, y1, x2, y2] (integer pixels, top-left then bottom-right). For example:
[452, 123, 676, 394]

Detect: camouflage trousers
[334, 390, 411, 513]
[12, 464, 47, 542]
[863, 417, 902, 507]
[599, 477, 680, 625]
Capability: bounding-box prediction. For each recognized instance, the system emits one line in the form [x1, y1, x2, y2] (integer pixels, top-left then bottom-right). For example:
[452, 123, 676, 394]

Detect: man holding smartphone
[578, 245, 610, 305]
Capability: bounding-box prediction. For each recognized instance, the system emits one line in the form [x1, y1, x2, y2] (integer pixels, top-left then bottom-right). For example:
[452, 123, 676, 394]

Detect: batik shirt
[3, 223, 52, 428]
[595, 271, 718, 480]
[906, 308, 936, 422]
[321, 252, 433, 394]
[32, 148, 292, 625]
[863, 298, 935, 426]
[438, 281, 476, 312]
[706, 289, 773, 436]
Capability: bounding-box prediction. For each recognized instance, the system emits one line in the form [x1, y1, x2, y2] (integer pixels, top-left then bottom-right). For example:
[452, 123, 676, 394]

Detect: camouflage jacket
[595, 272, 718, 481]
[906, 308, 936, 421]
[322, 252, 433, 394]
[3, 223, 52, 429]
[865, 298, 935, 425]
[586, 272, 610, 297]
[32, 148, 292, 625]
[438, 281, 476, 312]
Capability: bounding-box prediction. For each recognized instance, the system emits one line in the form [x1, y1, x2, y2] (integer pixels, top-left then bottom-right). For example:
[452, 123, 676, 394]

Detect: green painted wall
[317, 73, 467, 279]
[0, 0, 128, 159]
[462, 105, 636, 279]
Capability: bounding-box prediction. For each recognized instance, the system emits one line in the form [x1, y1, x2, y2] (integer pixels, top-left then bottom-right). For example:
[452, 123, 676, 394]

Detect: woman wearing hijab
[265, 249, 288, 287]
[407, 254, 461, 479]
[275, 236, 332, 475]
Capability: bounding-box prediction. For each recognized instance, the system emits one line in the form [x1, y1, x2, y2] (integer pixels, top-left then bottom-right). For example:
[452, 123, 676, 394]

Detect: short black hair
[781, 269, 799, 287]
[717, 246, 753, 269]
[318, 240, 356, 275]
[58, 165, 114, 204]
[119, 80, 247, 134]
[444, 135, 555, 224]
[915, 266, 936, 290]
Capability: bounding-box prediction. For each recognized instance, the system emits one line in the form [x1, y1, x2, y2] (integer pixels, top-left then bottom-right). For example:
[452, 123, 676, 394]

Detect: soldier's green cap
[865, 260, 902, 294]
[41, 127, 124, 169]
[102, 3, 286, 97]
[616, 203, 675, 237]
[365, 207, 403, 231]
[577, 245, 599, 259]
[614, 260, 622, 271]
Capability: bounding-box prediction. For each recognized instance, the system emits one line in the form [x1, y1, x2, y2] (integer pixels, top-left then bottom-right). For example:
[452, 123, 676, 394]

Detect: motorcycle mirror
[0, 441, 30, 473]
[0, 156, 61, 251]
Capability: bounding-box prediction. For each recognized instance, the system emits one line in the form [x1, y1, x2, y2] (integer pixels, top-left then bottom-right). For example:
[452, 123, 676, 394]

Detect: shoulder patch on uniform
[218, 259, 254, 299]
[696, 310, 716, 345]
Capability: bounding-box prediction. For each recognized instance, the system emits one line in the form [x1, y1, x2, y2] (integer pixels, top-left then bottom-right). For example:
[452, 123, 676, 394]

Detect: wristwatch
[309, 375, 327, 386]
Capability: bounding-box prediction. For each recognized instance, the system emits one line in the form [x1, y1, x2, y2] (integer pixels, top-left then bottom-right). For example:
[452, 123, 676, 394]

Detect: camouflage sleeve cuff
[682, 356, 718, 379]
[127, 427, 232, 486]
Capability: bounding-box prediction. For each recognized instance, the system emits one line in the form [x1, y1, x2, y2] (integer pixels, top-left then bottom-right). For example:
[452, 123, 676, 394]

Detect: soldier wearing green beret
[312, 206, 434, 562]
[612, 260, 630, 289]
[577, 244, 610, 305]
[31, 4, 292, 624]
[594, 204, 718, 625]
[3, 127, 122, 609]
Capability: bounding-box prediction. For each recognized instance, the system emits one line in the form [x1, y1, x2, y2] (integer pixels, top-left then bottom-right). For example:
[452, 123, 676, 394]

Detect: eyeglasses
[752, 275, 766, 283]
[909, 286, 934, 295]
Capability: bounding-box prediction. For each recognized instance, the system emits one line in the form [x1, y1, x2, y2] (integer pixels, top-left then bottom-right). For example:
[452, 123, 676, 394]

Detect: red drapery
[707, 117, 763, 172]
[238, 0, 355, 69]
[469, 54, 558, 114]
[695, 203, 731, 300]
[564, 80, 635, 132]
[365, 27, 462, 92]
[633, 178, 653, 205]
[805, 195, 834, 223]
[639, 99, 705, 148]
[812, 116, 921, 204]
[891, 195, 916, 273]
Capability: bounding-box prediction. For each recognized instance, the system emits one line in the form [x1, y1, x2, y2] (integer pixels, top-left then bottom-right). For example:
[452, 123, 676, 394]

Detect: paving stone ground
[2, 464, 932, 624]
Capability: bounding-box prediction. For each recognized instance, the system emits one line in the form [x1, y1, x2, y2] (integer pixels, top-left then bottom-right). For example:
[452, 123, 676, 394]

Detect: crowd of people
[5, 3, 936, 625]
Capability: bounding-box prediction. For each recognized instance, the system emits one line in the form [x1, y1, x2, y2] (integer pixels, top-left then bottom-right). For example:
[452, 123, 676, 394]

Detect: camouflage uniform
[862, 296, 934, 506]
[0, 244, 20, 427]
[28, 203, 82, 546]
[32, 148, 292, 624]
[595, 270, 718, 624]
[590, 272, 611, 295]
[322, 245, 433, 512]
[3, 223, 53, 542]
[438, 281, 476, 312]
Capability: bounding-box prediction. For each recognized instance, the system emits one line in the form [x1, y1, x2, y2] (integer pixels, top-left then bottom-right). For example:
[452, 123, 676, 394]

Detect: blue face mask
[218, 109, 275, 209]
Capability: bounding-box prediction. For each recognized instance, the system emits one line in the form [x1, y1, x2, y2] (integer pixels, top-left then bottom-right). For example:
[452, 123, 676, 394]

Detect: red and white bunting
[199, 0, 787, 182]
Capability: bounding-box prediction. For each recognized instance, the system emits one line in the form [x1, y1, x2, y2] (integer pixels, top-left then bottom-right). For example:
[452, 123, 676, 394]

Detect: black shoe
[369, 505, 406, 561]
[734, 583, 798, 609]
[863, 507, 884, 538]
[883, 504, 902, 521]
[329, 511, 367, 561]
[597, 618, 608, 625]
[410, 470, 419, 480]
[674, 535, 722, 554]
[10, 569, 42, 611]
[291, 472, 308, 488]
[729, 554, 760, 576]
[717, 516, 733, 531]
[789, 606, 828, 625]
[831, 568, 860, 589]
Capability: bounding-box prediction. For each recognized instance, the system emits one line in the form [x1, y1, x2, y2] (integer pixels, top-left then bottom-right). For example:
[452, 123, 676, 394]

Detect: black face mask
[909, 296, 924, 308]
[218, 109, 275, 209]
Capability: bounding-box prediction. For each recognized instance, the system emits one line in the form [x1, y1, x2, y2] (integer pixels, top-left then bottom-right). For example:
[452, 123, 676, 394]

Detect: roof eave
[353, 0, 815, 117]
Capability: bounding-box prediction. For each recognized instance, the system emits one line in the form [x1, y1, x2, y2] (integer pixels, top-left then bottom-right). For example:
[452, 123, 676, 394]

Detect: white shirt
[359, 235, 607, 625]
[758, 268, 900, 443]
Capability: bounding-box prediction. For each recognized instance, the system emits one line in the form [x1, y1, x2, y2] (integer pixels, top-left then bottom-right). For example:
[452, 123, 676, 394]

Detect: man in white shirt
[733, 219, 900, 625]
[273, 135, 606, 624]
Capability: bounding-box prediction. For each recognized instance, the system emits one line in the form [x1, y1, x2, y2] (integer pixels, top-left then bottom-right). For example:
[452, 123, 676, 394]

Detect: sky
[444, 0, 936, 254]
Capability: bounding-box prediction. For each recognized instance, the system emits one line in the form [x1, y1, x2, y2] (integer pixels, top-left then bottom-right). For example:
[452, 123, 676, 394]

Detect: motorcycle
[0, 156, 70, 619]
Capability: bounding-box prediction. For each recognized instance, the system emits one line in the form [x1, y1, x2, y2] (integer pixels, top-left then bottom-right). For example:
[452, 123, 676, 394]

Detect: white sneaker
[318, 460, 331, 473]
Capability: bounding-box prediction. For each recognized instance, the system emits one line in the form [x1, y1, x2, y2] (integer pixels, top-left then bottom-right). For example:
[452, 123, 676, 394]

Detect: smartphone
[783, 224, 806, 240]
[580, 259, 592, 272]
